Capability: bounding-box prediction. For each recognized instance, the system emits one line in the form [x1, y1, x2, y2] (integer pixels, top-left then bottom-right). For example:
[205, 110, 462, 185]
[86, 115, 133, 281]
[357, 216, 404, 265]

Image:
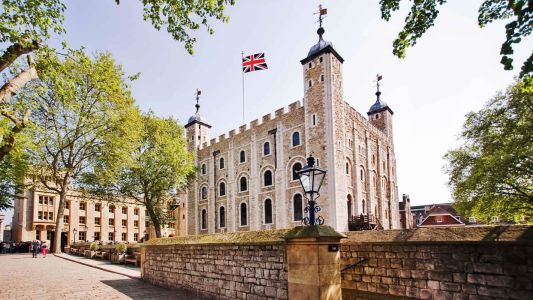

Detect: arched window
[362, 199, 365, 214]
[240, 203, 248, 226]
[219, 157, 225, 169]
[201, 209, 207, 230]
[240, 150, 246, 163]
[263, 142, 270, 156]
[293, 194, 303, 221]
[264, 170, 273, 186]
[201, 186, 207, 200]
[240, 176, 248, 192]
[219, 182, 226, 196]
[292, 162, 302, 181]
[219, 206, 225, 228]
[346, 162, 350, 174]
[360, 169, 364, 181]
[347, 194, 353, 218]
[292, 132, 300, 147]
[201, 163, 206, 175]
[264, 199, 273, 224]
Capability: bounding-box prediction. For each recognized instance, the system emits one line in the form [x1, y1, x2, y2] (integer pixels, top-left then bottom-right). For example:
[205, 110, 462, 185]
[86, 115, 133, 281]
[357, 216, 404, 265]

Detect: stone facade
[142, 243, 288, 299]
[184, 26, 400, 235]
[11, 186, 148, 246]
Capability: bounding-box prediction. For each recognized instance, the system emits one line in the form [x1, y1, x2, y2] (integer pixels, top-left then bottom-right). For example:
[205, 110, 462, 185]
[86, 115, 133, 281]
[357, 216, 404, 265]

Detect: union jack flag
[242, 53, 268, 73]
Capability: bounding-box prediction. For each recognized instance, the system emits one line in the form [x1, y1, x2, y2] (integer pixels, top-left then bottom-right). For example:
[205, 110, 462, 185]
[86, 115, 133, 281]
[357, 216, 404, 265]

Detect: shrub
[89, 242, 99, 251]
[115, 242, 127, 254]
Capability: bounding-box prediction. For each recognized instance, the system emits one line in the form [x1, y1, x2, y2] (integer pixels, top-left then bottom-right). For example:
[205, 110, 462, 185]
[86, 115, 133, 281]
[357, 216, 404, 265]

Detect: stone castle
[184, 24, 400, 235]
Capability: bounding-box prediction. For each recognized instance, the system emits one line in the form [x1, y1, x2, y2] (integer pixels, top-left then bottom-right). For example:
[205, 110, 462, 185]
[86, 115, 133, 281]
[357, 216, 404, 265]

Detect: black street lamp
[296, 156, 327, 225]
[73, 228, 77, 244]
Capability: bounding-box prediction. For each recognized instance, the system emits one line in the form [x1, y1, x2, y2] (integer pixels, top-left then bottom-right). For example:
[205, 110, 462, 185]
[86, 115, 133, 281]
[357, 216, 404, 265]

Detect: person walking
[32, 240, 38, 258]
[41, 241, 47, 258]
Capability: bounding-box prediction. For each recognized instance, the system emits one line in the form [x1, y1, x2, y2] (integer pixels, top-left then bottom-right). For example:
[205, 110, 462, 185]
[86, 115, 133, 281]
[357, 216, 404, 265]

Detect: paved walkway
[0, 253, 207, 300]
[55, 253, 141, 279]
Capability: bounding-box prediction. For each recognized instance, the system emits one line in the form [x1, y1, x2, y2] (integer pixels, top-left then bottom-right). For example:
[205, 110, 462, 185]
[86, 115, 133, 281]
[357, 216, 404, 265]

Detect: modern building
[184, 22, 401, 235]
[11, 181, 149, 250]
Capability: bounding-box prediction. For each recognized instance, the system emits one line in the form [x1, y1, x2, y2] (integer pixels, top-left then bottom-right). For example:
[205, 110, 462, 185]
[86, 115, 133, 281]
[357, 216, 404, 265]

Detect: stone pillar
[285, 225, 346, 300]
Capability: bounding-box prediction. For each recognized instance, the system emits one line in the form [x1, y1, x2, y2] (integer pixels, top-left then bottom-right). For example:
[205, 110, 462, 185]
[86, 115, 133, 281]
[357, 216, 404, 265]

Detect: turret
[185, 89, 211, 150]
[368, 75, 394, 138]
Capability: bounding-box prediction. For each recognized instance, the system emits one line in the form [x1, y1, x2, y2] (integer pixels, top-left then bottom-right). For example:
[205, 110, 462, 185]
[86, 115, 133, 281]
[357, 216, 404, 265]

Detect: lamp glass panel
[299, 172, 312, 193]
[313, 171, 326, 193]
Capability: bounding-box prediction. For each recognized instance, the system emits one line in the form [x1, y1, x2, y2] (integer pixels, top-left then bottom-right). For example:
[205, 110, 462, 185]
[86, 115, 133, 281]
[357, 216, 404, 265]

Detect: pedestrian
[41, 241, 47, 258]
[31, 240, 37, 258]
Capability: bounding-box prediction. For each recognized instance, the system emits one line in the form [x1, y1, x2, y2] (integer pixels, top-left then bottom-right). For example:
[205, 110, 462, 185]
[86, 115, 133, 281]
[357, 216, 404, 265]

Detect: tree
[0, 0, 234, 163]
[380, 0, 532, 77]
[22, 49, 141, 253]
[444, 77, 533, 223]
[84, 112, 195, 238]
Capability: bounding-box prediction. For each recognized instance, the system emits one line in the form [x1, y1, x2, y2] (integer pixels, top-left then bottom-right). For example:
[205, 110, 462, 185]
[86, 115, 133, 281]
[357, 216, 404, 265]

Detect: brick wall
[341, 241, 533, 299]
[142, 242, 288, 300]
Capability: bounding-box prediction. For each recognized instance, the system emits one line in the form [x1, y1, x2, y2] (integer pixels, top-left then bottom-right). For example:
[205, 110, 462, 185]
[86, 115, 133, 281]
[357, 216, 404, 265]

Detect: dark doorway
[61, 232, 67, 252]
[49, 231, 55, 252]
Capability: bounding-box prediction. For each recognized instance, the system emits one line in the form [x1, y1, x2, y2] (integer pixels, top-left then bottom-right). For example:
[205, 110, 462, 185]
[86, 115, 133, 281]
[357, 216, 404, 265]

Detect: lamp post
[73, 228, 77, 244]
[296, 156, 327, 225]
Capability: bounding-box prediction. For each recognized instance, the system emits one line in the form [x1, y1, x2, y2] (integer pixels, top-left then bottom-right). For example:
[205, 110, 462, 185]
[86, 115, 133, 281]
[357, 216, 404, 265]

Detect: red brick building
[417, 205, 465, 227]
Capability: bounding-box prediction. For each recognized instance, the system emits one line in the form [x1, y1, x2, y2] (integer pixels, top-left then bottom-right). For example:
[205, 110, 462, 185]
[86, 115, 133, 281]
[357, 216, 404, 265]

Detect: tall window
[263, 142, 270, 156]
[292, 162, 302, 181]
[264, 170, 273, 186]
[293, 194, 303, 221]
[360, 169, 364, 181]
[79, 231, 86, 241]
[240, 203, 248, 226]
[219, 182, 226, 196]
[79, 216, 86, 224]
[122, 207, 127, 214]
[264, 199, 273, 224]
[201, 209, 207, 230]
[219, 157, 225, 169]
[63, 215, 69, 223]
[201, 186, 208, 200]
[201, 163, 207, 175]
[79, 202, 86, 210]
[94, 217, 101, 225]
[240, 150, 246, 163]
[292, 132, 300, 146]
[109, 206, 115, 213]
[240, 176, 248, 192]
[121, 233, 127, 241]
[108, 232, 114, 241]
[346, 162, 350, 174]
[362, 199, 366, 214]
[219, 206, 226, 228]
[94, 232, 101, 241]
[95, 203, 101, 211]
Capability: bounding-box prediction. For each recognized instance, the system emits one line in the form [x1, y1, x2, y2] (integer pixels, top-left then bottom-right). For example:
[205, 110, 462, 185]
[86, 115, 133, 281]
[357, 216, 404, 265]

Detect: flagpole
[241, 51, 245, 124]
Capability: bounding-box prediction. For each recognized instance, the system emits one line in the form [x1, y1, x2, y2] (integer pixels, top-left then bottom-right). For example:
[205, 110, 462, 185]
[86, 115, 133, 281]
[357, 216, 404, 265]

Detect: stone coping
[284, 225, 347, 239]
[343, 225, 533, 243]
[145, 229, 291, 246]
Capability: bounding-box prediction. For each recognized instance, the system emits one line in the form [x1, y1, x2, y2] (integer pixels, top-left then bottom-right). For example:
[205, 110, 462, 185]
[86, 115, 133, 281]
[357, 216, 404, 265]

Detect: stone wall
[341, 227, 533, 299]
[142, 242, 288, 300]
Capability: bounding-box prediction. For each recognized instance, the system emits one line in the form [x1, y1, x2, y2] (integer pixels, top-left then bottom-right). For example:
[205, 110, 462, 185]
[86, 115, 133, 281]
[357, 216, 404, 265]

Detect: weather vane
[376, 74, 383, 92]
[314, 4, 327, 28]
[195, 88, 201, 114]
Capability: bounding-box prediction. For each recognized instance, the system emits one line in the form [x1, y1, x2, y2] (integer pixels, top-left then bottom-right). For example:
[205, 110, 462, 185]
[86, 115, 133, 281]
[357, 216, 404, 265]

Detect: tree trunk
[145, 199, 163, 238]
[53, 187, 68, 254]
[0, 42, 39, 73]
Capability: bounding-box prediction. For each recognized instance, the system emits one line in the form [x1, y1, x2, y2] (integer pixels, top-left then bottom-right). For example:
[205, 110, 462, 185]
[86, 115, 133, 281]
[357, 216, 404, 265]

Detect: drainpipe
[212, 150, 220, 231]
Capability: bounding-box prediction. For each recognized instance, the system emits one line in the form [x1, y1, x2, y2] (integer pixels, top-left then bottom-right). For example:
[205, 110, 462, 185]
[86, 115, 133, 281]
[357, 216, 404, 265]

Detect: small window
[321, 74, 324, 82]
[362, 199, 365, 214]
[292, 132, 301, 147]
[219, 206, 226, 228]
[122, 207, 127, 214]
[134, 220, 139, 227]
[65, 201, 70, 210]
[201, 186, 208, 200]
[109, 218, 115, 226]
[293, 194, 303, 221]
[360, 169, 364, 181]
[264, 170, 273, 186]
[95, 232, 101, 241]
[346, 162, 350, 174]
[201, 163, 207, 175]
[200, 209, 207, 230]
[63, 215, 69, 224]
[312, 114, 316, 126]
[108, 232, 114, 241]
[240, 150, 246, 163]
[133, 233, 138, 241]
[308, 80, 312, 87]
[319, 57, 323, 63]
[94, 217, 100, 225]
[264, 199, 273, 224]
[316, 158, 320, 167]
[95, 203, 100, 212]
[219, 182, 226, 196]
[134, 208, 139, 215]
[121, 219, 127, 226]
[436, 216, 443, 223]
[292, 162, 302, 181]
[79, 216, 86, 224]
[79, 202, 86, 210]
[240, 177, 248, 192]
[48, 212, 53, 220]
[240, 203, 248, 226]
[308, 62, 312, 68]
[79, 231, 86, 242]
[109, 206, 115, 213]
[219, 157, 225, 169]
[263, 142, 271, 156]
[121, 233, 127, 241]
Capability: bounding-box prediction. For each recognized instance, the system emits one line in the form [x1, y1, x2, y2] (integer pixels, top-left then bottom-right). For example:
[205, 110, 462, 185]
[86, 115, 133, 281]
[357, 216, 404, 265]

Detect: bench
[124, 253, 140, 267]
[94, 251, 105, 259]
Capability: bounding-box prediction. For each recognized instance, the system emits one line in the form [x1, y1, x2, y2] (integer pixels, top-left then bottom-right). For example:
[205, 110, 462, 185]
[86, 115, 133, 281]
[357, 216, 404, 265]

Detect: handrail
[341, 258, 368, 273]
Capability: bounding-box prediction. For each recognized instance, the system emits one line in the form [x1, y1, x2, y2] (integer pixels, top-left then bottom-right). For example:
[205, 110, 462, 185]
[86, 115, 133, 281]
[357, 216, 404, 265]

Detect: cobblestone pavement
[0, 254, 207, 300]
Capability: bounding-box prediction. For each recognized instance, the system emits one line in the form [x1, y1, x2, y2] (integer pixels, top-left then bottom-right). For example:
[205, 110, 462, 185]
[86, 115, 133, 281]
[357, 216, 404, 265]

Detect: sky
[2, 0, 531, 224]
